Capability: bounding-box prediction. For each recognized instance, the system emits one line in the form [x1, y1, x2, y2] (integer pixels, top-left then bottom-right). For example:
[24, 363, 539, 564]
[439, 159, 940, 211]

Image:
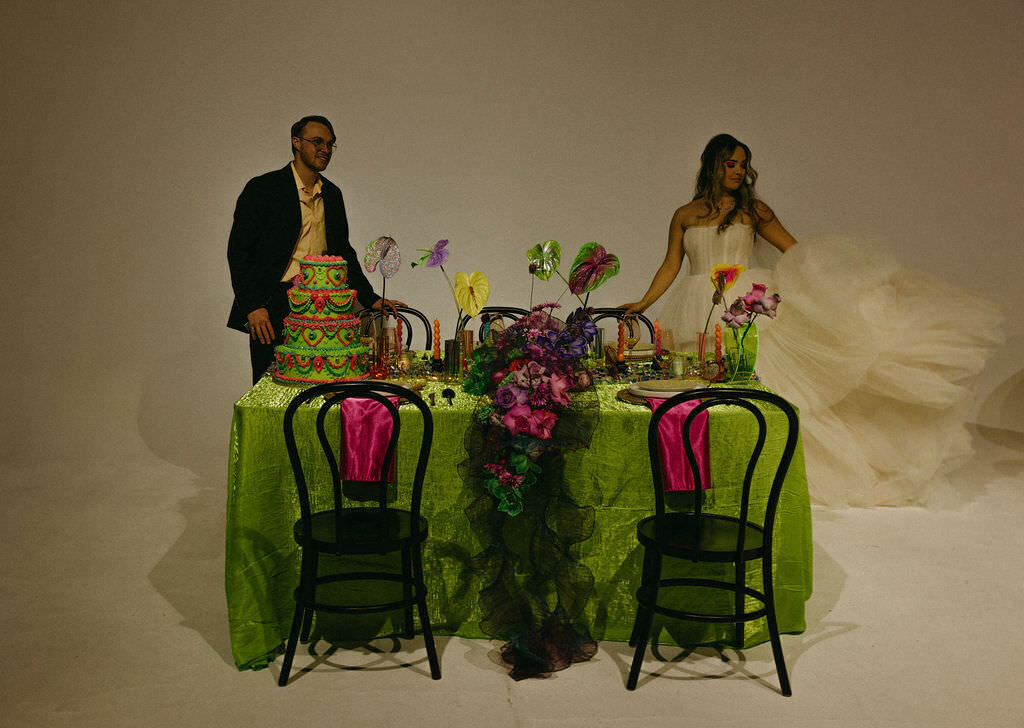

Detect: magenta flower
[411, 239, 450, 268]
[568, 242, 620, 295]
[501, 404, 534, 436]
[741, 283, 768, 308]
[527, 409, 558, 440]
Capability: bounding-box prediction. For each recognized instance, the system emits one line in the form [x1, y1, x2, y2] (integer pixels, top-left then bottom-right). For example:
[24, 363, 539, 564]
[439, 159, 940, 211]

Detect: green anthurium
[527, 240, 562, 281]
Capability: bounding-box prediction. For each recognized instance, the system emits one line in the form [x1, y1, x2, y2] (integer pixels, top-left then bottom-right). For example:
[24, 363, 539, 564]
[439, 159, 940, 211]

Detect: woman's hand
[617, 301, 648, 316]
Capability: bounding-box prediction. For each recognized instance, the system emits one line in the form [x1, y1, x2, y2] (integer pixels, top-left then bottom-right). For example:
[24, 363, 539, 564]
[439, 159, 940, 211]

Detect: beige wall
[1, 0, 1021, 468]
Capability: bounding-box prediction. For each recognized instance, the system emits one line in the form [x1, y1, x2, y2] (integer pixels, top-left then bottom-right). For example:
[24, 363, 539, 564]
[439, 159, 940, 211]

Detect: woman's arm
[618, 206, 687, 314]
[755, 201, 797, 252]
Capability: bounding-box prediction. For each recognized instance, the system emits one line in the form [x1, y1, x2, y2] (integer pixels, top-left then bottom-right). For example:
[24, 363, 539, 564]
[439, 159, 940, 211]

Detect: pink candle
[654, 320, 662, 357]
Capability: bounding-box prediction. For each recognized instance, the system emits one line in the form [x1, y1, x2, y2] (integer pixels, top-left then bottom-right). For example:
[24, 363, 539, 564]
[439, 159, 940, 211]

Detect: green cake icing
[273, 256, 370, 383]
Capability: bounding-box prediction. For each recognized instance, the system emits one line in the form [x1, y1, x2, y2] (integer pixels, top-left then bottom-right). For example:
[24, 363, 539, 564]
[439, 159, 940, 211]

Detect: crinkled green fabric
[226, 376, 812, 670]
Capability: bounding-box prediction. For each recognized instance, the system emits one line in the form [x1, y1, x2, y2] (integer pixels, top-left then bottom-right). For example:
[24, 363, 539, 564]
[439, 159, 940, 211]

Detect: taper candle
[433, 320, 441, 359]
[714, 324, 723, 361]
[654, 321, 662, 357]
[617, 321, 625, 362]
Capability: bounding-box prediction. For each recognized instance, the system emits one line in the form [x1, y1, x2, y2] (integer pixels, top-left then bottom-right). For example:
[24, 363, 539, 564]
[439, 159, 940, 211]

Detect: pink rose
[548, 372, 572, 406]
[501, 404, 533, 435]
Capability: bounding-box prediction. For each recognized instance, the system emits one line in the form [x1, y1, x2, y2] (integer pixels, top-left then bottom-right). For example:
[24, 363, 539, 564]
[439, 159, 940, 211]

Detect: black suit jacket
[226, 164, 380, 332]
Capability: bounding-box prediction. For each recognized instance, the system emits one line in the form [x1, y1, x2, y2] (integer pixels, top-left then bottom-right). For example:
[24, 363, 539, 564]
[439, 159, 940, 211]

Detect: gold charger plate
[628, 380, 706, 398]
[616, 388, 650, 406]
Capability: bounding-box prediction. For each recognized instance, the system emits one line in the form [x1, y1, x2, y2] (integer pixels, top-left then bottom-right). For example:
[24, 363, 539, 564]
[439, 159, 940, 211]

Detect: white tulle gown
[655, 224, 1004, 508]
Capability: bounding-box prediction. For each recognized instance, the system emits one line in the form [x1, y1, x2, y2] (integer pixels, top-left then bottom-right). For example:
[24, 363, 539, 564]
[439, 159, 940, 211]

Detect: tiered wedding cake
[273, 255, 369, 383]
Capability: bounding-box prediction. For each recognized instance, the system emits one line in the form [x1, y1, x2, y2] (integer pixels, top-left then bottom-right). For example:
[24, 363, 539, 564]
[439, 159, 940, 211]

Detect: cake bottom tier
[273, 344, 370, 384]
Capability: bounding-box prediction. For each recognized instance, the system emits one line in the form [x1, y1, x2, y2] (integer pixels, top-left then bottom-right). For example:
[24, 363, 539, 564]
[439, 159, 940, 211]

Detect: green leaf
[527, 240, 562, 281]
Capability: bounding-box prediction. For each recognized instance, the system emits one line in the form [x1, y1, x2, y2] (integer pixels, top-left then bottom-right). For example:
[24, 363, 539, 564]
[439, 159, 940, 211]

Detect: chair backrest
[590, 308, 656, 341]
[456, 306, 531, 338]
[646, 387, 799, 560]
[358, 306, 434, 350]
[283, 381, 433, 538]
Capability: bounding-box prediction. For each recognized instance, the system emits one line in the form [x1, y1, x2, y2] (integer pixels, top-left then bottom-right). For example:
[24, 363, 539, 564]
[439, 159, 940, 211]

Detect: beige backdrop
[1, 0, 1021, 471]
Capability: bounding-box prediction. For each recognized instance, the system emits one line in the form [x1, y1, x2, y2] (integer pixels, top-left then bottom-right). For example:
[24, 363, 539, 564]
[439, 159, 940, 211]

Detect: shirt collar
[290, 161, 323, 197]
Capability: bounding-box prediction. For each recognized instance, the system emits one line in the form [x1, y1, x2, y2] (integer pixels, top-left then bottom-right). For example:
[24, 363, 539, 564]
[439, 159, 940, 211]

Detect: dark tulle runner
[460, 387, 599, 679]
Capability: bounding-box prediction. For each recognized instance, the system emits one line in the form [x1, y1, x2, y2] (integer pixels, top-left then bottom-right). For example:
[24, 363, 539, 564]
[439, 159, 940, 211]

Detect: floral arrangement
[721, 282, 781, 380]
[463, 304, 598, 516]
[412, 239, 490, 328]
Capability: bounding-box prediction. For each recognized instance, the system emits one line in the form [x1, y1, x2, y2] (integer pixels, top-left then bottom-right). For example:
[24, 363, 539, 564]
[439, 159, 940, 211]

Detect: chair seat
[637, 513, 765, 562]
[294, 507, 428, 554]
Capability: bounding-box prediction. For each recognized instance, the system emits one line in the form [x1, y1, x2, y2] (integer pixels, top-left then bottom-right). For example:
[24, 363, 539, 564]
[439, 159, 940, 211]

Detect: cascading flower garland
[463, 303, 598, 516]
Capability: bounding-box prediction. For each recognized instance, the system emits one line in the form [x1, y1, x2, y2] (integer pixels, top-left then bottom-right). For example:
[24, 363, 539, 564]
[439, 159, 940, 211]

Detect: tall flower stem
[438, 264, 463, 333]
[554, 271, 587, 309]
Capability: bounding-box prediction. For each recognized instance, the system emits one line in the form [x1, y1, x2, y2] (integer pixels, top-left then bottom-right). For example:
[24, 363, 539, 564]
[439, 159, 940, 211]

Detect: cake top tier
[297, 255, 348, 290]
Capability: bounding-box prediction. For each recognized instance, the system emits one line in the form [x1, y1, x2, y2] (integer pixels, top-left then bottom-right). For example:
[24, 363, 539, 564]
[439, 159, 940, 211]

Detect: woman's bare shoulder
[673, 200, 713, 228]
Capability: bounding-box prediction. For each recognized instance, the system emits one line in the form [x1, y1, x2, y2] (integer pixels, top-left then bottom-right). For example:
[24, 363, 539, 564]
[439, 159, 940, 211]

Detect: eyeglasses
[299, 137, 337, 152]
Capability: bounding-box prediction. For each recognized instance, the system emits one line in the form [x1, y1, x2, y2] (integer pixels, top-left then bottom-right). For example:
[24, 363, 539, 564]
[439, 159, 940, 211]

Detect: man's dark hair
[290, 115, 336, 154]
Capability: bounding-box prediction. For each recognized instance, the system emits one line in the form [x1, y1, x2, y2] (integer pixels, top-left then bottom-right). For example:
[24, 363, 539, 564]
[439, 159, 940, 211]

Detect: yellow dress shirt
[281, 162, 327, 281]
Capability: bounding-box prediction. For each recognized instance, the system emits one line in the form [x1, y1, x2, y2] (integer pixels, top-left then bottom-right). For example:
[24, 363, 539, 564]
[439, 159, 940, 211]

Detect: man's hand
[247, 307, 275, 345]
[372, 298, 407, 311]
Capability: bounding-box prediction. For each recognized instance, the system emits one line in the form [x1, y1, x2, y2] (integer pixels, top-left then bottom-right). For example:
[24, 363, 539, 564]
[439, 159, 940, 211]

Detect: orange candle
[617, 321, 625, 362]
[654, 320, 662, 357]
[714, 324, 723, 361]
[433, 320, 441, 359]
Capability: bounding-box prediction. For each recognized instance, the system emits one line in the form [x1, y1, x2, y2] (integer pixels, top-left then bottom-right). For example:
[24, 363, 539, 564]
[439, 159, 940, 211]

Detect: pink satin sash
[339, 396, 399, 482]
[647, 398, 710, 491]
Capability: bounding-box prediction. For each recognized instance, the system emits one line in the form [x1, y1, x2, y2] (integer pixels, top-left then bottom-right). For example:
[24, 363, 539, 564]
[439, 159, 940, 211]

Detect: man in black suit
[227, 115, 397, 384]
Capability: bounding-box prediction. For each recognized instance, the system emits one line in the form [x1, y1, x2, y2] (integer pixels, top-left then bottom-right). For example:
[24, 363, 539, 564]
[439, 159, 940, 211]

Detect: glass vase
[724, 323, 758, 382]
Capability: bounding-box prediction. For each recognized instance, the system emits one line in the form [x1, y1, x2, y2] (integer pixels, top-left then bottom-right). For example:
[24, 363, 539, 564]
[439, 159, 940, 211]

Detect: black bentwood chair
[589, 308, 656, 342]
[455, 306, 531, 339]
[627, 388, 799, 695]
[278, 381, 440, 685]
[359, 305, 434, 350]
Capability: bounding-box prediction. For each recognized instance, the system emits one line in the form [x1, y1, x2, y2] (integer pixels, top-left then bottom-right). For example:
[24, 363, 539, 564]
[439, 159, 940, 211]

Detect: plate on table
[628, 380, 706, 399]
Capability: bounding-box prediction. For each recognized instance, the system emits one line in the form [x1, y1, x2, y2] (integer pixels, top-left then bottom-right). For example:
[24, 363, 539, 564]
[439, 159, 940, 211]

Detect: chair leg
[629, 546, 656, 647]
[627, 549, 660, 690]
[627, 605, 654, 690]
[763, 560, 791, 696]
[401, 548, 415, 639]
[734, 561, 746, 650]
[412, 546, 441, 679]
[299, 550, 319, 643]
[278, 595, 305, 686]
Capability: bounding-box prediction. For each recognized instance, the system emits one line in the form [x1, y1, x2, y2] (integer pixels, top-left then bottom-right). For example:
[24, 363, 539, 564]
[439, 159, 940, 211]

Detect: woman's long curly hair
[692, 133, 763, 232]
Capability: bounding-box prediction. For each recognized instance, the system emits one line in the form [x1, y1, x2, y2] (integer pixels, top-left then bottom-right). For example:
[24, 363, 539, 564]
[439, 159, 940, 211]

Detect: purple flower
[750, 293, 781, 318]
[494, 384, 528, 410]
[411, 239, 450, 268]
[722, 299, 752, 328]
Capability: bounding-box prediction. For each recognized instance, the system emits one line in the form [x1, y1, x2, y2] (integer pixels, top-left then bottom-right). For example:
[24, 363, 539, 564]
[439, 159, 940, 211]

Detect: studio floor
[3, 424, 1023, 728]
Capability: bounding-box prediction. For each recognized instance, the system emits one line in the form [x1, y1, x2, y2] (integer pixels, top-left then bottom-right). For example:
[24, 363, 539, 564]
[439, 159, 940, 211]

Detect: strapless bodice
[683, 224, 755, 275]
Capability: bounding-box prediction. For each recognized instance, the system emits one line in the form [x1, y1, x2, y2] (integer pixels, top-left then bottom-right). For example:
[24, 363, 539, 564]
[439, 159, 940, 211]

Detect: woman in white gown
[619, 134, 1003, 507]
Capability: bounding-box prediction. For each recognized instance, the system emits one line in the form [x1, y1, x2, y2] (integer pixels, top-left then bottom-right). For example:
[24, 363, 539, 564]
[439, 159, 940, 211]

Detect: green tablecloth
[226, 377, 813, 671]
